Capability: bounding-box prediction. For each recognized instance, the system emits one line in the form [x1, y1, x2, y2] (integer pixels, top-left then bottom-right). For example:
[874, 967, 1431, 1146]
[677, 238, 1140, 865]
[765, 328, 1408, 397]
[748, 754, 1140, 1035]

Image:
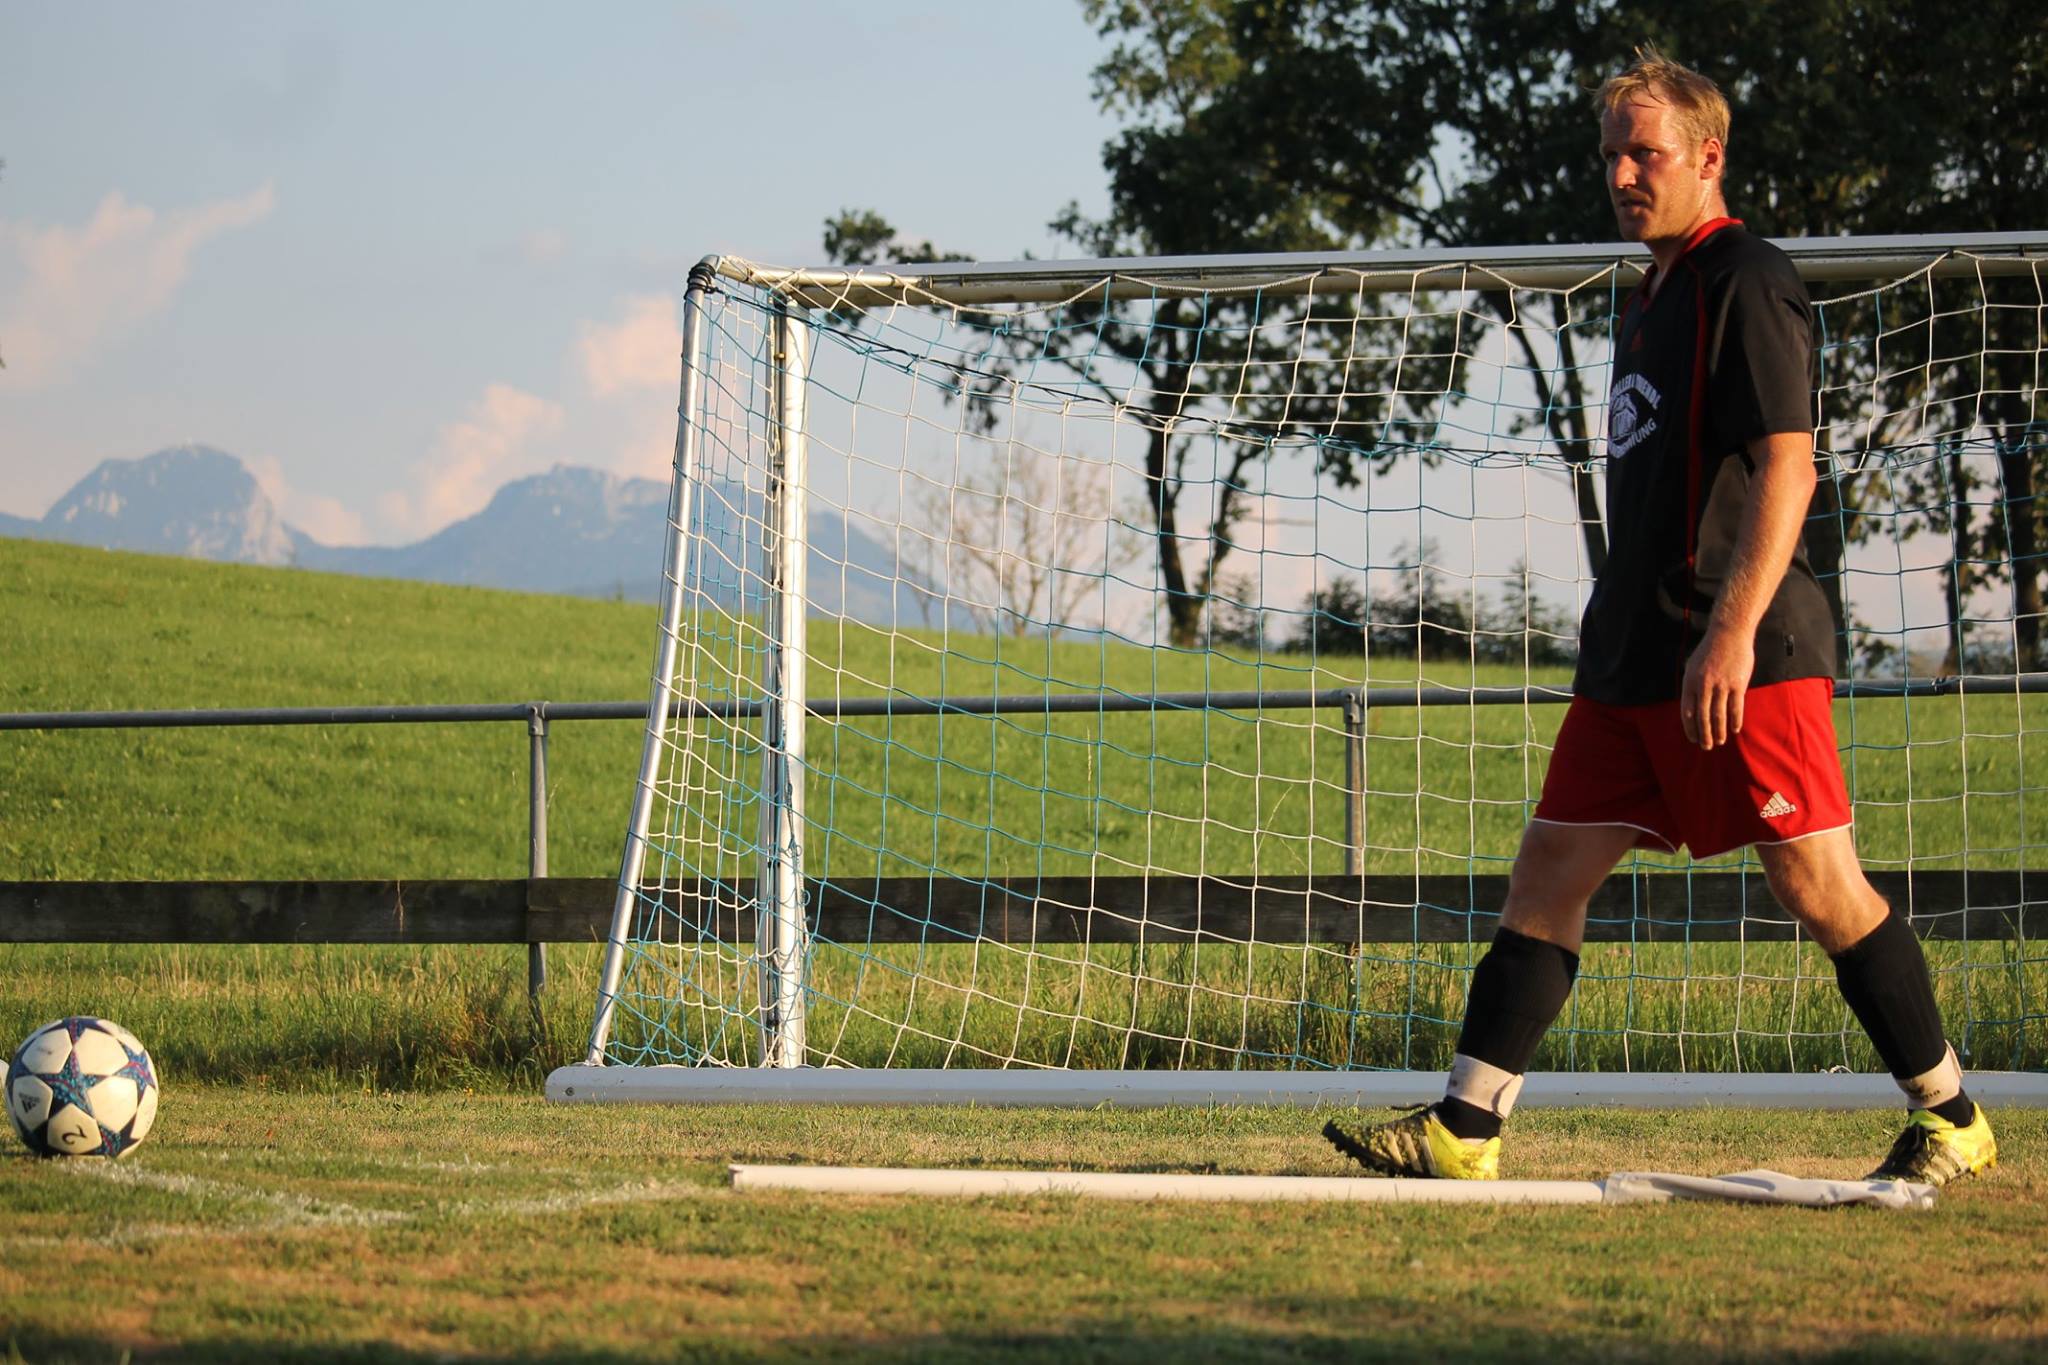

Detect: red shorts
[1532, 677, 1853, 859]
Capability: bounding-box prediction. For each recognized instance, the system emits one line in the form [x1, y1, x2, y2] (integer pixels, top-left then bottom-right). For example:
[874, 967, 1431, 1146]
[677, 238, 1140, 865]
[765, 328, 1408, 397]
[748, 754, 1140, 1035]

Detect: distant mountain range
[3, 445, 949, 624]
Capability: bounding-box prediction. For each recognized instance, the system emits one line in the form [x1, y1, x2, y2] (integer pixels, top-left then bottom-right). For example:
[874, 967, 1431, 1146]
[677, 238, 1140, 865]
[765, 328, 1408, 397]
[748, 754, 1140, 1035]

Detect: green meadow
[2, 536, 2045, 1082]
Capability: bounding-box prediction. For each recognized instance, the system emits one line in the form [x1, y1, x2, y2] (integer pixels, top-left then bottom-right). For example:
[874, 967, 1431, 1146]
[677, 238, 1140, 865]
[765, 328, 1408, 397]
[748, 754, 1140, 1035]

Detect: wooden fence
[2, 870, 2036, 946]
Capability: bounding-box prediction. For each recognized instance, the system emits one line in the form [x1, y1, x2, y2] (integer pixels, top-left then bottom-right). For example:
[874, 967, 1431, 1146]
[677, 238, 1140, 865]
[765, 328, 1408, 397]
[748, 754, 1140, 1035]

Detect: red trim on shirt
[1680, 263, 1713, 675]
[1680, 216, 1743, 256]
[1638, 218, 1744, 299]
[1659, 220, 1741, 682]
[1671, 246, 1720, 683]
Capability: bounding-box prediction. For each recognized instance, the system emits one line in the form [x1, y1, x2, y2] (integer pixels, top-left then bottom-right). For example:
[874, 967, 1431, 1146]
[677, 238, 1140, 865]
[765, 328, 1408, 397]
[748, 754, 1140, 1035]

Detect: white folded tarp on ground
[1603, 1169, 1934, 1210]
[730, 1165, 1933, 1208]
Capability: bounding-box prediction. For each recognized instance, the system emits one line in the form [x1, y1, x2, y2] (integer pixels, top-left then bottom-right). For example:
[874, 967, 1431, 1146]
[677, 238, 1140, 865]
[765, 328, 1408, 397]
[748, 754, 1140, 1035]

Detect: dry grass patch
[1, 1088, 2044, 1363]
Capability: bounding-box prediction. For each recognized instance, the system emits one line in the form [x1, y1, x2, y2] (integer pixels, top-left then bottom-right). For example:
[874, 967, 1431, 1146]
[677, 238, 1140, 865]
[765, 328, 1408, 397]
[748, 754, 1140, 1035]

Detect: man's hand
[1681, 432, 1815, 749]
[1682, 625, 1753, 749]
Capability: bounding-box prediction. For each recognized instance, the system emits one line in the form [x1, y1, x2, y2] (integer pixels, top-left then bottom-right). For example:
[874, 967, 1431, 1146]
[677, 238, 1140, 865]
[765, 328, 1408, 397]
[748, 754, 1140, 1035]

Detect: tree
[820, 208, 956, 269]
[906, 449, 1148, 637]
[823, 5, 1434, 648]
[1082, 0, 2046, 667]
[833, 2, 2045, 659]
[1286, 541, 1574, 663]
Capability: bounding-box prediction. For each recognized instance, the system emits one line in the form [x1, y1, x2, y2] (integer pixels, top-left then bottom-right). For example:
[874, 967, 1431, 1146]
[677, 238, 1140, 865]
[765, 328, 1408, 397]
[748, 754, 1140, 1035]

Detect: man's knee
[1499, 821, 1634, 945]
[1756, 831, 1886, 953]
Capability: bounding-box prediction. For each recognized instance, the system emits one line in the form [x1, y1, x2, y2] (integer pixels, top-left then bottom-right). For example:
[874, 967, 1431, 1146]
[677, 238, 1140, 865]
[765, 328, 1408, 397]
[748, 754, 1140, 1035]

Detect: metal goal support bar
[548, 1065, 2048, 1109]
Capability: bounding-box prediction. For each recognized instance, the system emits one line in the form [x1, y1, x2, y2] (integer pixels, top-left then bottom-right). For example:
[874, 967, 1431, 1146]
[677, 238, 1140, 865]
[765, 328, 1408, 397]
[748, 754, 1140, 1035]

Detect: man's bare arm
[1682, 431, 1818, 749]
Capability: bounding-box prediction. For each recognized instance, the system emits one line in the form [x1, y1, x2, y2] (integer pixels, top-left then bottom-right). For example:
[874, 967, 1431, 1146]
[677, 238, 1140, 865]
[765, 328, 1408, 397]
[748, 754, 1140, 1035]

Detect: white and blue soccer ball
[6, 1017, 160, 1158]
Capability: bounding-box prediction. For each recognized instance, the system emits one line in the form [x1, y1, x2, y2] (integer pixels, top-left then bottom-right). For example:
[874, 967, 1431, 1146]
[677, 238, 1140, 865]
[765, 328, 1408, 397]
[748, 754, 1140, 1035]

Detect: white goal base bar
[547, 1066, 2048, 1109]
[729, 1164, 1934, 1210]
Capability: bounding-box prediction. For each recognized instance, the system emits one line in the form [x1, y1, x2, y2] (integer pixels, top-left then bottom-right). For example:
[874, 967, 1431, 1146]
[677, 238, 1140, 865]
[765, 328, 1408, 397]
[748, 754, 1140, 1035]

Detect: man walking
[1324, 48, 1997, 1187]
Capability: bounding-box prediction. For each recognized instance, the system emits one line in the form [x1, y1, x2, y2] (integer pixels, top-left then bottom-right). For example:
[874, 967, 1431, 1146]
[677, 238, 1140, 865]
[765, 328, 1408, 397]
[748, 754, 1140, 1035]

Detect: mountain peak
[10, 445, 940, 620]
[44, 444, 294, 565]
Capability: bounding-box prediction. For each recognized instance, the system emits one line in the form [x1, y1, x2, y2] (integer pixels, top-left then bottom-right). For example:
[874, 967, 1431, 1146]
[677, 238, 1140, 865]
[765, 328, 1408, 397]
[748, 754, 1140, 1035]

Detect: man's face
[1600, 95, 1721, 245]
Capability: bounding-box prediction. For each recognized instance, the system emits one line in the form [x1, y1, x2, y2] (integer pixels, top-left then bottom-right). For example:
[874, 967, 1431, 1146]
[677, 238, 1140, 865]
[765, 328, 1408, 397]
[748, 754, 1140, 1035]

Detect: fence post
[1342, 687, 1366, 878]
[527, 703, 549, 1018]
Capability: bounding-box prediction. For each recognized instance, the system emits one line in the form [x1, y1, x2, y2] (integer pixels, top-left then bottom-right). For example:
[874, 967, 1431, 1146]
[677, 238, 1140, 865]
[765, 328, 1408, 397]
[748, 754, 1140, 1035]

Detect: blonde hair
[1596, 45, 1731, 152]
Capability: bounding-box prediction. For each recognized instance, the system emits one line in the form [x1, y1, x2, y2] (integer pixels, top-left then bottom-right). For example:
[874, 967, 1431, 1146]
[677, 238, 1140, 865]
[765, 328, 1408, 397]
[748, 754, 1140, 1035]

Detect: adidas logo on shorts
[1759, 791, 1798, 820]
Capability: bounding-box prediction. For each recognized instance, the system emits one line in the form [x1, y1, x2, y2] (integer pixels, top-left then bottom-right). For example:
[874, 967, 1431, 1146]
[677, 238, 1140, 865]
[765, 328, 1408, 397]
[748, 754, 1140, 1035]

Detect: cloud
[288, 493, 368, 547]
[571, 295, 686, 480]
[519, 228, 568, 265]
[610, 404, 680, 483]
[0, 185, 277, 388]
[380, 383, 564, 537]
[578, 294, 681, 396]
[244, 452, 368, 546]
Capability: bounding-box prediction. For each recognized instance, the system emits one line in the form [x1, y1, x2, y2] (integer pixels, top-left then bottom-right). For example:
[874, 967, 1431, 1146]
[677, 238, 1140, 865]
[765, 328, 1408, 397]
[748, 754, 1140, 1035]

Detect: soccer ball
[6, 1017, 160, 1158]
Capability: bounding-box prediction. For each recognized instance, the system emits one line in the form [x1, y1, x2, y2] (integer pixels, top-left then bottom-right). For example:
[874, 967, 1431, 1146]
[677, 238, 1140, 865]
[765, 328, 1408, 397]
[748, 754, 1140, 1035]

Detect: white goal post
[550, 232, 2048, 1106]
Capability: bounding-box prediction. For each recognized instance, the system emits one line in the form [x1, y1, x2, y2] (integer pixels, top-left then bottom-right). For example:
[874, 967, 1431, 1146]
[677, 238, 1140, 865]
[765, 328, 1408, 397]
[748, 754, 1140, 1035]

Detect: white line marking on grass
[0, 1163, 413, 1247]
[59, 1161, 407, 1223]
[436, 1179, 712, 1221]
[188, 1148, 592, 1179]
[2, 1164, 719, 1250]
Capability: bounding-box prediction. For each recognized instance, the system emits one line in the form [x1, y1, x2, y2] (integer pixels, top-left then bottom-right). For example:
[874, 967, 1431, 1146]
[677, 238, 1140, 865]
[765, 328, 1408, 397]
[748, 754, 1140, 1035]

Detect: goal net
[562, 234, 2047, 1094]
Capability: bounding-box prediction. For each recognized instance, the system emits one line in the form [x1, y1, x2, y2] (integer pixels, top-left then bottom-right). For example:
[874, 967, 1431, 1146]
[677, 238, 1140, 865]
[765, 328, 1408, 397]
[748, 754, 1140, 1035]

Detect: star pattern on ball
[114, 1042, 157, 1094]
[7, 1017, 159, 1159]
[39, 1028, 100, 1119]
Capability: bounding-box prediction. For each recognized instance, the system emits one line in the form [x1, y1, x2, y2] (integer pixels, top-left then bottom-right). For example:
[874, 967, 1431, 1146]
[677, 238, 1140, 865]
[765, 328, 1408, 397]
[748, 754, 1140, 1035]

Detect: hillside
[2, 537, 2039, 890]
[0, 538, 657, 880]
[0, 537, 1532, 885]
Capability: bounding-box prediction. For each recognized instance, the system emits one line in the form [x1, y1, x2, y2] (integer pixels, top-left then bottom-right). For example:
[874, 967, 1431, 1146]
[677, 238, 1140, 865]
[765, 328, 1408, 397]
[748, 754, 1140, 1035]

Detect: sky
[0, 1, 1118, 544]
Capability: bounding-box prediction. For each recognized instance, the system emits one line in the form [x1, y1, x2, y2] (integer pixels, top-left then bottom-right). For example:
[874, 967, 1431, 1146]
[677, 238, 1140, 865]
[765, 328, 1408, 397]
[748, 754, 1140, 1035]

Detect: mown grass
[1, 1092, 2044, 1363]
[2, 543, 2045, 1363]
[2, 536, 2045, 1083]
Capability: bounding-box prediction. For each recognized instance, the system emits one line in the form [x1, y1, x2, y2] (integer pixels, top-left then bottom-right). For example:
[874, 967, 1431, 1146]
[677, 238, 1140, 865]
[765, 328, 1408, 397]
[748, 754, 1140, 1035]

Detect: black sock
[1831, 910, 1973, 1120]
[1435, 1096, 1504, 1141]
[1927, 1093, 1977, 1126]
[1438, 928, 1580, 1140]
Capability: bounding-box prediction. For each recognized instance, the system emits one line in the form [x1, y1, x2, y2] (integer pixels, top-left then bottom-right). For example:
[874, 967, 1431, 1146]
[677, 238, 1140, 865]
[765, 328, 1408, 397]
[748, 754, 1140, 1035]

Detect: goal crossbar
[720, 229, 2048, 307]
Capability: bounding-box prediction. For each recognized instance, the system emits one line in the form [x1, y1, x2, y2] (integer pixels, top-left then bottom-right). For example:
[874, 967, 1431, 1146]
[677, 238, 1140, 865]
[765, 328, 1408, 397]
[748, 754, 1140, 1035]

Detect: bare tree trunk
[1997, 424, 2043, 670]
[1501, 305, 1607, 575]
[1142, 415, 1202, 646]
[1193, 443, 1263, 608]
[1550, 325, 1608, 578]
[1570, 462, 1607, 580]
[1136, 318, 1204, 648]
[1941, 438, 1972, 674]
[1806, 430, 1853, 675]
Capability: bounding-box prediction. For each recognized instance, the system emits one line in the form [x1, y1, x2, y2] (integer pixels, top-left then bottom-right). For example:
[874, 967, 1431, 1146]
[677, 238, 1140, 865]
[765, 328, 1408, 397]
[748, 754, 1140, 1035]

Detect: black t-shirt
[1574, 220, 1838, 705]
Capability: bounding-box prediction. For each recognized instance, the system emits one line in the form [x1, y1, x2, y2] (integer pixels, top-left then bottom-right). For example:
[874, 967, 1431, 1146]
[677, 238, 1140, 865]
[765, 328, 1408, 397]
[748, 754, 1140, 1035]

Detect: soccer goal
[548, 232, 2048, 1107]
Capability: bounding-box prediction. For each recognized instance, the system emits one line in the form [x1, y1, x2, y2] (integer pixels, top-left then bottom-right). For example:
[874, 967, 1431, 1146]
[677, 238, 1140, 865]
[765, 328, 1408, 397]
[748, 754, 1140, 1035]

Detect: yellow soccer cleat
[1866, 1104, 1998, 1187]
[1323, 1105, 1500, 1180]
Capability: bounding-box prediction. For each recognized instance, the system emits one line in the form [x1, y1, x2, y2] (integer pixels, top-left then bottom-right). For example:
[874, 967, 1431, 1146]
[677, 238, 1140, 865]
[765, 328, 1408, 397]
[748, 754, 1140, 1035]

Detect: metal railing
[7, 671, 2045, 1007]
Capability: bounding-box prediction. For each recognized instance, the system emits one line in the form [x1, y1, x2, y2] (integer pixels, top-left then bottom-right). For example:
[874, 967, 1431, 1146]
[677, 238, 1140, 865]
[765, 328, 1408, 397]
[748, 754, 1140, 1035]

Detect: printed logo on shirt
[1609, 373, 1662, 459]
[1759, 792, 1797, 819]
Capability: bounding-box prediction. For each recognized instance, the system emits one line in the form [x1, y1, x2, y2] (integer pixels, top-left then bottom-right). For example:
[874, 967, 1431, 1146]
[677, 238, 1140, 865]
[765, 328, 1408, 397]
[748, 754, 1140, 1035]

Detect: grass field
[8, 536, 2047, 884]
[3, 535, 2046, 1080]
[3, 538, 2047, 1362]
[3, 1094, 2046, 1363]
